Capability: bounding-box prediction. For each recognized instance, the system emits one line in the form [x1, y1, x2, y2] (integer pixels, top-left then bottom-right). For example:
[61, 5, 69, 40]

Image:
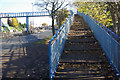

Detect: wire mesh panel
[49, 11, 74, 79]
[77, 11, 120, 77]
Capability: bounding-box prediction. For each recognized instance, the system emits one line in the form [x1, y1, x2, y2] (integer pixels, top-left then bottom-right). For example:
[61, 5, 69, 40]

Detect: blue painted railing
[0, 11, 49, 18]
[77, 11, 120, 77]
[49, 10, 74, 79]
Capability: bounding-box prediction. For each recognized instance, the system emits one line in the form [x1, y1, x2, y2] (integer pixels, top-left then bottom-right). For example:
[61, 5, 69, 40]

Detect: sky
[0, 0, 35, 12]
[0, 0, 52, 26]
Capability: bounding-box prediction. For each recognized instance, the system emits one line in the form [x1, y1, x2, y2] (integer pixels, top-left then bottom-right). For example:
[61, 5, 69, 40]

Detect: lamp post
[32, 3, 34, 27]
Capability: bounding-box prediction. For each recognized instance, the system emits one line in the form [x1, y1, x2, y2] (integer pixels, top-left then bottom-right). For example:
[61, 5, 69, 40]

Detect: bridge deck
[54, 14, 118, 79]
[0, 11, 49, 18]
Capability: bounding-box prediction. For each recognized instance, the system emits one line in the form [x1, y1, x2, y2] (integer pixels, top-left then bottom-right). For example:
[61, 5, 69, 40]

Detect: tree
[74, 2, 120, 35]
[107, 2, 120, 35]
[7, 18, 13, 26]
[12, 18, 19, 27]
[56, 8, 70, 28]
[42, 23, 48, 27]
[34, 0, 70, 35]
[19, 22, 24, 27]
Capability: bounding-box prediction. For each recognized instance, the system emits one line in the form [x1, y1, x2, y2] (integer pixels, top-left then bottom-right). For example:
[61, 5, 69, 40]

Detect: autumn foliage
[56, 8, 70, 28]
[74, 2, 120, 35]
[12, 18, 19, 27]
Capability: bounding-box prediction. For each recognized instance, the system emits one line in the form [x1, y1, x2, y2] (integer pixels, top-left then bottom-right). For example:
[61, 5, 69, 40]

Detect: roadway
[1, 30, 52, 56]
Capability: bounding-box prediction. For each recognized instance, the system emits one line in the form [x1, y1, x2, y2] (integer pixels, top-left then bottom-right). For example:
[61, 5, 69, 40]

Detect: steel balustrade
[49, 10, 74, 79]
[77, 11, 120, 77]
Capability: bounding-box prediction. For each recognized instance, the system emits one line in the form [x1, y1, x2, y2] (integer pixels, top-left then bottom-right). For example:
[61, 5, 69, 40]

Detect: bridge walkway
[54, 14, 118, 80]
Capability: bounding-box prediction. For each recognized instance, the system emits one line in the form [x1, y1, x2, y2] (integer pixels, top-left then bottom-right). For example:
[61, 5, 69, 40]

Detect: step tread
[69, 31, 92, 33]
[66, 39, 97, 43]
[68, 34, 94, 37]
[65, 45, 101, 51]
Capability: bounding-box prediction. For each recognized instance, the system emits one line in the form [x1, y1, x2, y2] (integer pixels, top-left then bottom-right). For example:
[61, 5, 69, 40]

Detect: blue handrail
[49, 10, 74, 79]
[77, 11, 120, 78]
[77, 11, 120, 41]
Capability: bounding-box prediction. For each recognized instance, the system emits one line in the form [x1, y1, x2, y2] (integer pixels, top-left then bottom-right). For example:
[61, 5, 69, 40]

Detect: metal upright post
[26, 16, 29, 33]
[49, 40, 53, 80]
[0, 18, 1, 32]
[32, 3, 34, 27]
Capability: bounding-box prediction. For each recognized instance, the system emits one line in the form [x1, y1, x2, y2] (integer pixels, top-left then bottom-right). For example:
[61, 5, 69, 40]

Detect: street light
[32, 3, 34, 27]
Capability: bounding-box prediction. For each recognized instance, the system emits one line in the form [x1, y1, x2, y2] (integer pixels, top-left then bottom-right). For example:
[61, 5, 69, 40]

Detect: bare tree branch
[34, 0, 70, 35]
[54, 1, 64, 13]
[54, 0, 59, 7]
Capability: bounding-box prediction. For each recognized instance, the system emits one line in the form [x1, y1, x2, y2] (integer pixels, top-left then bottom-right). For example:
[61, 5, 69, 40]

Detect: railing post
[116, 44, 118, 72]
[26, 16, 29, 33]
[86, 14, 88, 23]
[0, 18, 1, 32]
[49, 41, 52, 80]
[77, 11, 78, 14]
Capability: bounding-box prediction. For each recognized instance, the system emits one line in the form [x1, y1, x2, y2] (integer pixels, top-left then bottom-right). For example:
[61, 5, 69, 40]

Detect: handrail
[77, 11, 120, 41]
[77, 11, 120, 78]
[49, 10, 74, 79]
[87, 14, 120, 41]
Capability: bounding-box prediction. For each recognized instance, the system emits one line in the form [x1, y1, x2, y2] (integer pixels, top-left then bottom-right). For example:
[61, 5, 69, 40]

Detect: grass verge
[33, 36, 53, 45]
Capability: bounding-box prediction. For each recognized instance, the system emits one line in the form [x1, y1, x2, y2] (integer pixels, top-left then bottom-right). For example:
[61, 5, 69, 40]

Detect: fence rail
[49, 10, 74, 79]
[77, 11, 120, 77]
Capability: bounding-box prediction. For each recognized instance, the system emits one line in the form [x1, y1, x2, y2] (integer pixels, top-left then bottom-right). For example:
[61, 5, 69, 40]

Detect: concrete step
[65, 43, 99, 47]
[70, 28, 90, 31]
[64, 45, 102, 51]
[72, 23, 85, 26]
[72, 21, 82, 23]
[55, 74, 114, 79]
[70, 26, 90, 29]
[55, 62, 115, 79]
[66, 38, 97, 43]
[69, 30, 92, 33]
[68, 33, 93, 36]
[63, 50, 104, 54]
[71, 24, 88, 27]
[66, 41, 99, 46]
[70, 28, 91, 31]
[54, 76, 113, 80]
[68, 34, 94, 39]
[60, 51, 107, 62]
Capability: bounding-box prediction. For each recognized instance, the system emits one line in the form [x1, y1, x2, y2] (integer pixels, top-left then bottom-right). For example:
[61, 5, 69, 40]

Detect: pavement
[1, 30, 52, 56]
[1, 30, 52, 79]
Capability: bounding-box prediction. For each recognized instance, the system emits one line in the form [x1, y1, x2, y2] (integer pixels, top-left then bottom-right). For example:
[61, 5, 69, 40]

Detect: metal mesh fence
[49, 10, 74, 79]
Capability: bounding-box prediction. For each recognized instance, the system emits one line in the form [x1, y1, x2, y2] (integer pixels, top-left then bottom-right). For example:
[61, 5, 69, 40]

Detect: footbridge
[49, 10, 120, 79]
[0, 11, 50, 32]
